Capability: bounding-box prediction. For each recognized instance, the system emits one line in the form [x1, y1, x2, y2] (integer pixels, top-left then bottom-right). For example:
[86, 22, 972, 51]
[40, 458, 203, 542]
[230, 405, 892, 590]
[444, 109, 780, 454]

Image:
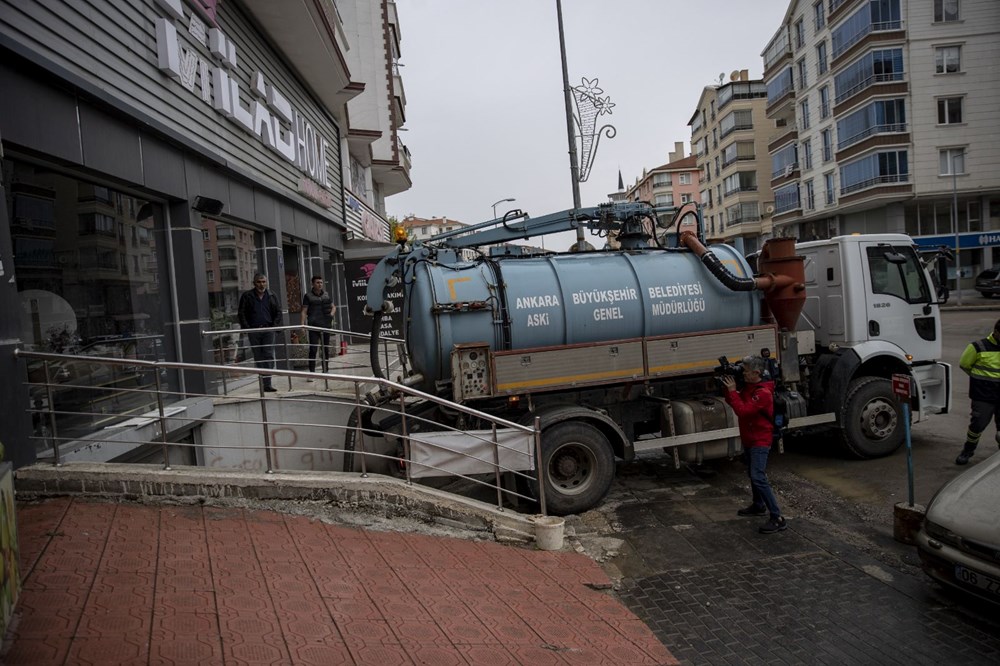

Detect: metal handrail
[15, 348, 546, 514]
[200, 324, 407, 394]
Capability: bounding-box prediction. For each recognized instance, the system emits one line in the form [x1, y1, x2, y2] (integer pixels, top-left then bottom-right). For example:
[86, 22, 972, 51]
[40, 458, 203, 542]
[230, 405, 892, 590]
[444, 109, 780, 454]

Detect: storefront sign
[153, 0, 332, 194]
[344, 259, 403, 340]
[913, 233, 1000, 250]
[361, 210, 383, 242]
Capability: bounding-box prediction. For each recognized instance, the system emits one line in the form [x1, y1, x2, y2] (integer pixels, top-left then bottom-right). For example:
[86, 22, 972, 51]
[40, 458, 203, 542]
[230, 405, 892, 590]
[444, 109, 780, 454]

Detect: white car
[916, 451, 1000, 604]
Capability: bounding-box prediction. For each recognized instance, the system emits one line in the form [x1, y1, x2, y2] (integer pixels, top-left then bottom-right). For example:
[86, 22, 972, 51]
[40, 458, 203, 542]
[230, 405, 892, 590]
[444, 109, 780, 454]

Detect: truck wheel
[535, 422, 615, 516]
[839, 377, 904, 459]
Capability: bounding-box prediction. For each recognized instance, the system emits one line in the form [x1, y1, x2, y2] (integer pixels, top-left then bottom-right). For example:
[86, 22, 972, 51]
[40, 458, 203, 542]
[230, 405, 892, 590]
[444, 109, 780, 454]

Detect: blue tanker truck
[363, 202, 951, 515]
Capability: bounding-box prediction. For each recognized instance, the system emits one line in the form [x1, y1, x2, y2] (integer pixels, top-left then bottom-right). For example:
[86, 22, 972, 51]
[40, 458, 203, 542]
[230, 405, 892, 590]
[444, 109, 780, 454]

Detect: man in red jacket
[721, 355, 786, 534]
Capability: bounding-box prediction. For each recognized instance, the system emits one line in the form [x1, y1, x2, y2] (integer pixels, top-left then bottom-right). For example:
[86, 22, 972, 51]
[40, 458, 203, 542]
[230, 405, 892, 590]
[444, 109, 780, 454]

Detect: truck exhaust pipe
[680, 232, 806, 331]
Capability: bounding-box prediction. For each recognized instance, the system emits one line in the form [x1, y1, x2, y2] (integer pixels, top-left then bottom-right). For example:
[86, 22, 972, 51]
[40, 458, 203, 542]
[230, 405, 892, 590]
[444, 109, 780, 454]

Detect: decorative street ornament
[571, 77, 616, 183]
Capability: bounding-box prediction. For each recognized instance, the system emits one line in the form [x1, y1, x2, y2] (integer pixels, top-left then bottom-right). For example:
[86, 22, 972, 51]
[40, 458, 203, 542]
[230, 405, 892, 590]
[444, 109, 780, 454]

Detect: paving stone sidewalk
[4, 498, 677, 665]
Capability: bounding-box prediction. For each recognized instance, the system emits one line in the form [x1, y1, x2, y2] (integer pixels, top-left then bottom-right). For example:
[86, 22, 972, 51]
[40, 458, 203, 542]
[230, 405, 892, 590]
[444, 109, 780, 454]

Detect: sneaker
[759, 516, 787, 534]
[263, 386, 278, 393]
[955, 448, 975, 465]
[737, 504, 767, 517]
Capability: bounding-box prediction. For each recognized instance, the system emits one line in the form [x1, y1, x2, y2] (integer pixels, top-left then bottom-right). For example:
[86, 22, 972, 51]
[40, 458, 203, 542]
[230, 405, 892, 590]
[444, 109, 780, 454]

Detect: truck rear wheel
[839, 377, 904, 459]
[534, 422, 615, 516]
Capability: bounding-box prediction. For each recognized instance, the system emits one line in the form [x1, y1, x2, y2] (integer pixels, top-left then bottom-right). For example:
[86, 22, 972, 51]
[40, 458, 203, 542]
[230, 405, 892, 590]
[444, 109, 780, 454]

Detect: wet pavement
[579, 455, 1000, 666]
[3, 497, 675, 665]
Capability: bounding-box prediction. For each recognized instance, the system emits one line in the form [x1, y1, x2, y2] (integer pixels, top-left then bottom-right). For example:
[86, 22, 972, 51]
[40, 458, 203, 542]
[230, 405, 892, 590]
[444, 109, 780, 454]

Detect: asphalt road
[566, 302, 1000, 665]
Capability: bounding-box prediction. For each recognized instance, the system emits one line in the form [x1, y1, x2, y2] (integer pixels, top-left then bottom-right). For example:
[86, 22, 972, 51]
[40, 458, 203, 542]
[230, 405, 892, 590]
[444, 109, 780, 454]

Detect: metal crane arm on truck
[365, 201, 690, 316]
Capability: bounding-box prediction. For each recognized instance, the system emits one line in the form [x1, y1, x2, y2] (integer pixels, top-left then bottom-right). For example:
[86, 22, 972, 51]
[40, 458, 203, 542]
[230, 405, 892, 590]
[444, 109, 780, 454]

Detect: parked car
[975, 267, 1000, 298]
[916, 451, 1000, 604]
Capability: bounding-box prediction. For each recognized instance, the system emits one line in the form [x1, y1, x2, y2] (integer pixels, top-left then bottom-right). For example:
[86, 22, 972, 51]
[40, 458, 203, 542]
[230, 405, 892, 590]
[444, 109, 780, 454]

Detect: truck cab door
[859, 242, 940, 362]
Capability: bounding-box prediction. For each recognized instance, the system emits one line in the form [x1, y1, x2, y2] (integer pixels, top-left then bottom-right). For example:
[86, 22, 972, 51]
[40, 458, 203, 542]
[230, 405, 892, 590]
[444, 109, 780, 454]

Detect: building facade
[0, 0, 409, 467]
[762, 0, 999, 285]
[689, 73, 776, 252]
[621, 144, 701, 247]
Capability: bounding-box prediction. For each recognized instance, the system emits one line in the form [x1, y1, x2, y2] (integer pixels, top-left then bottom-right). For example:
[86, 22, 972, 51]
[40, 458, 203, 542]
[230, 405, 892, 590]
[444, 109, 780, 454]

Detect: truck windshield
[866, 246, 930, 304]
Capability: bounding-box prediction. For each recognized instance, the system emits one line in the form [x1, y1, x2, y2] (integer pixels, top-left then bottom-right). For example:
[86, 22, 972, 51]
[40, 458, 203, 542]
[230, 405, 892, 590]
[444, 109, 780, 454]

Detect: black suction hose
[698, 251, 758, 291]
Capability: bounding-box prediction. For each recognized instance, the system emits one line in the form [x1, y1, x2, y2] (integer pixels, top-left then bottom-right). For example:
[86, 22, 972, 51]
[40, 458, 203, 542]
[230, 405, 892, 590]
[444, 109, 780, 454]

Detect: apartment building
[762, 0, 1000, 284]
[0, 0, 410, 468]
[617, 143, 698, 240]
[340, 0, 411, 244]
[689, 73, 776, 253]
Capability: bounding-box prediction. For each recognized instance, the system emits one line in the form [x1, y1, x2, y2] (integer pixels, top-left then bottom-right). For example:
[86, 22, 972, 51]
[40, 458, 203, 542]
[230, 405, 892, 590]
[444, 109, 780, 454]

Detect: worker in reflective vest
[955, 318, 1000, 465]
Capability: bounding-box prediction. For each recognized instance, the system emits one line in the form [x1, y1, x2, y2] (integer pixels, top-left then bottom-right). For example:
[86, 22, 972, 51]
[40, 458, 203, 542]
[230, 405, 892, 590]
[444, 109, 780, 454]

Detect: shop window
[202, 218, 261, 367]
[6, 159, 175, 450]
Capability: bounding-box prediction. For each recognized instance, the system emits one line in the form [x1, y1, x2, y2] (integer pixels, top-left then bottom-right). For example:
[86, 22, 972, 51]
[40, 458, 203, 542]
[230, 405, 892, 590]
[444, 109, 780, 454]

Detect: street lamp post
[492, 197, 515, 220]
[952, 151, 964, 305]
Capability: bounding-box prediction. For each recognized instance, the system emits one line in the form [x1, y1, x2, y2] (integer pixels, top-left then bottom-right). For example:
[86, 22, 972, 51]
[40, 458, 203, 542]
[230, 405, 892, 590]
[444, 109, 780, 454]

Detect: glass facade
[6, 159, 176, 449]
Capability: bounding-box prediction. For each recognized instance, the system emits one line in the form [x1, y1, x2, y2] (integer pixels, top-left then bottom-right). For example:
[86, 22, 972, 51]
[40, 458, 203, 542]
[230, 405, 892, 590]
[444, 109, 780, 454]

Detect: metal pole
[492, 423, 504, 511]
[260, 377, 274, 473]
[399, 392, 412, 486]
[953, 154, 962, 305]
[354, 383, 368, 478]
[154, 369, 172, 470]
[903, 402, 914, 507]
[43, 361, 60, 467]
[533, 416, 547, 516]
[556, 0, 584, 246]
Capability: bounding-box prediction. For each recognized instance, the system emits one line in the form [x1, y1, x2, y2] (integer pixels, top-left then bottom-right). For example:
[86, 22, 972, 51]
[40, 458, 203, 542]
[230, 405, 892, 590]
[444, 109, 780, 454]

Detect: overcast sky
[386, 0, 790, 248]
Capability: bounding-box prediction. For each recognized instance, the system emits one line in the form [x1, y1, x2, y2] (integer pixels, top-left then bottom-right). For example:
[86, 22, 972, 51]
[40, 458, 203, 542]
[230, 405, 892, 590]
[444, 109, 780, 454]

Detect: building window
[824, 172, 836, 205]
[720, 109, 754, 138]
[774, 183, 801, 214]
[935, 45, 961, 74]
[350, 155, 368, 200]
[797, 58, 808, 90]
[652, 174, 672, 187]
[802, 139, 813, 170]
[839, 150, 909, 195]
[819, 86, 831, 118]
[205, 250, 212, 261]
[207, 270, 215, 284]
[771, 143, 799, 179]
[814, 2, 825, 30]
[937, 97, 963, 124]
[822, 128, 834, 162]
[834, 48, 904, 104]
[816, 41, 828, 75]
[679, 173, 692, 185]
[939, 148, 966, 175]
[203, 230, 210, 241]
[654, 194, 674, 207]
[805, 180, 816, 210]
[800, 99, 811, 130]
[832, 0, 902, 58]
[837, 98, 906, 149]
[681, 193, 693, 204]
[934, 0, 959, 22]
[794, 18, 805, 49]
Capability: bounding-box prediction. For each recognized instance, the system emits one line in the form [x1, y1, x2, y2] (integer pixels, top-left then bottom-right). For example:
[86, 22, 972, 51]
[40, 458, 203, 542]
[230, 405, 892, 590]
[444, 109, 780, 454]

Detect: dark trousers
[308, 329, 331, 373]
[744, 446, 781, 518]
[964, 399, 1000, 450]
[247, 330, 275, 388]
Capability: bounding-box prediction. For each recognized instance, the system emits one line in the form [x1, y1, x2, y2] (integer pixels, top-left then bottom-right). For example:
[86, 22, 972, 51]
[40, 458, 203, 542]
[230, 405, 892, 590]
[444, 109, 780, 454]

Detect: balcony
[840, 173, 909, 197]
[771, 162, 800, 182]
[833, 80, 907, 116]
[837, 123, 907, 151]
[831, 24, 905, 68]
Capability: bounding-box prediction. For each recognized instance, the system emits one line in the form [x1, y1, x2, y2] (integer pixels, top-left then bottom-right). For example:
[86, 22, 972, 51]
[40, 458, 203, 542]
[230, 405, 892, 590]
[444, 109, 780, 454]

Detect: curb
[14, 462, 538, 545]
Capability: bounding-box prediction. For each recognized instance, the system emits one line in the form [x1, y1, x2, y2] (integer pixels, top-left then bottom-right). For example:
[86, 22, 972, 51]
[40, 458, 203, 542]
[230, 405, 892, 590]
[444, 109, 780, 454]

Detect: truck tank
[403, 246, 760, 388]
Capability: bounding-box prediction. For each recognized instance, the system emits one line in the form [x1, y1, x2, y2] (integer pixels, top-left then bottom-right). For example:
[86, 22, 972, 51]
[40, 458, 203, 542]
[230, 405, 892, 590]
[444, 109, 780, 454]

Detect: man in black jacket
[238, 273, 282, 392]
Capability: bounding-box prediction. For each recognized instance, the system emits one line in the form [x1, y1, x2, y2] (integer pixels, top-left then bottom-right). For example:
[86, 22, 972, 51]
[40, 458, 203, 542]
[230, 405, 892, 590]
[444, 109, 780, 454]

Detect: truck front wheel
[839, 377, 904, 459]
[536, 422, 616, 516]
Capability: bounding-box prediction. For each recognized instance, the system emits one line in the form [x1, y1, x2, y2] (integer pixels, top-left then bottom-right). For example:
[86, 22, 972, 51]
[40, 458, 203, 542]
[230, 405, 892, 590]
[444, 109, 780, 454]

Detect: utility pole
[952, 152, 963, 305]
[555, 0, 584, 247]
